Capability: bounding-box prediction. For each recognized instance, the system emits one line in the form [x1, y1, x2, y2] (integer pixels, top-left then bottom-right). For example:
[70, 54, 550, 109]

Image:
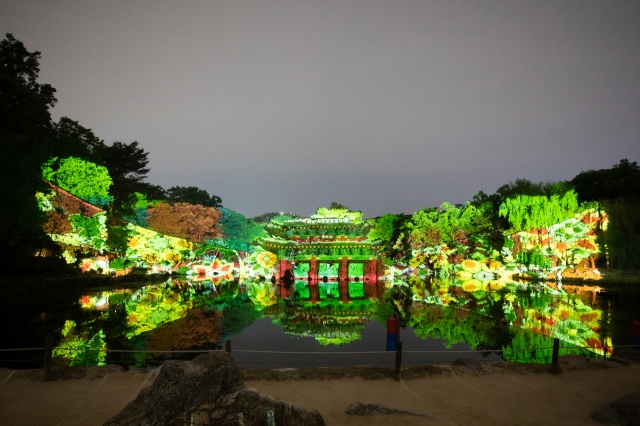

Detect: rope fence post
[225, 340, 232, 354]
[394, 341, 403, 381]
[551, 338, 560, 375]
[43, 336, 53, 382]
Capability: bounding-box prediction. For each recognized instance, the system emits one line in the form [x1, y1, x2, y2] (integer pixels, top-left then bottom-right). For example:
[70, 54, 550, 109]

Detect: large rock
[104, 352, 325, 426]
[591, 391, 640, 426]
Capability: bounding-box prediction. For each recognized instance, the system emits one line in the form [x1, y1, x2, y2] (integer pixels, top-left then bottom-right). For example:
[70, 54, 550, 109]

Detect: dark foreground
[1, 351, 640, 425]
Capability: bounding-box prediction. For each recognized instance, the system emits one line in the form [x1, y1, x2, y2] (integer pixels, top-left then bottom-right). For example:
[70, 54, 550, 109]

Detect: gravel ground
[1, 354, 639, 425]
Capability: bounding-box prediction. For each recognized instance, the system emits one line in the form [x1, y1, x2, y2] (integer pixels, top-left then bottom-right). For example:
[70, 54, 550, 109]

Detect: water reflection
[39, 274, 615, 368]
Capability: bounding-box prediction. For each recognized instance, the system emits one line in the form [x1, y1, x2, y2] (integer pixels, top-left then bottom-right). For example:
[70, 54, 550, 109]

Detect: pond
[1, 276, 639, 369]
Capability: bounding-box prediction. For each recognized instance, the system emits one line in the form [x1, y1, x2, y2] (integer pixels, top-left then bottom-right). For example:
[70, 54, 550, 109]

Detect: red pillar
[310, 284, 319, 303]
[339, 257, 348, 282]
[279, 259, 293, 298]
[279, 260, 292, 277]
[309, 258, 318, 284]
[339, 280, 349, 302]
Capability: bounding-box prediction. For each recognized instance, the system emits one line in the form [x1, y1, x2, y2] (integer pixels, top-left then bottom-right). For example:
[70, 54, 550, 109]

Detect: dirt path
[1, 361, 639, 425]
[248, 364, 640, 425]
[0, 367, 159, 426]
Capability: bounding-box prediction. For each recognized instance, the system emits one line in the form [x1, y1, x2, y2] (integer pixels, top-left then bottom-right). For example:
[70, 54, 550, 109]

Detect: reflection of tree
[502, 329, 594, 364]
[220, 297, 262, 339]
[408, 303, 511, 350]
[267, 300, 375, 346]
[280, 321, 365, 346]
[145, 309, 221, 350]
[52, 320, 106, 366]
[246, 282, 278, 307]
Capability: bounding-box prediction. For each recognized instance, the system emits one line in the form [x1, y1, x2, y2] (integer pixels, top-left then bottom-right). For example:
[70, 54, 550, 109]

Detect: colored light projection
[259, 208, 380, 261]
[52, 273, 609, 366]
[381, 197, 605, 283]
[37, 163, 612, 367]
[39, 171, 606, 287]
[399, 276, 608, 359]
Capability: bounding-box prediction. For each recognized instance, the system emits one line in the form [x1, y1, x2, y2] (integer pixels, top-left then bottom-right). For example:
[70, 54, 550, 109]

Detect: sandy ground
[0, 359, 639, 426]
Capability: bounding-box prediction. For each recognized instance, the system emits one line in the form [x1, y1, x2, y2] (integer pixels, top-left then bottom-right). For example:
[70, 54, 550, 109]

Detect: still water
[1, 276, 638, 369]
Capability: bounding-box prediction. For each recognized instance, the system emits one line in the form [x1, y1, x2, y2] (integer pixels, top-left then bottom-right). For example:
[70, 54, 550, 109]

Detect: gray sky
[2, 0, 639, 218]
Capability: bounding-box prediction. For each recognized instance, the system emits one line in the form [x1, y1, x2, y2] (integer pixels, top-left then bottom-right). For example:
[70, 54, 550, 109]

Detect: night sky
[2, 1, 639, 218]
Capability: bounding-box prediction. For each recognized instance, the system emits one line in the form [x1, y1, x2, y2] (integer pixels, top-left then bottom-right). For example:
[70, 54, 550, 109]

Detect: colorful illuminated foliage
[51, 271, 612, 368]
[144, 310, 222, 351]
[52, 320, 106, 366]
[42, 157, 113, 207]
[147, 201, 221, 243]
[36, 155, 611, 287]
[246, 281, 278, 307]
[405, 202, 491, 250]
[499, 190, 580, 233]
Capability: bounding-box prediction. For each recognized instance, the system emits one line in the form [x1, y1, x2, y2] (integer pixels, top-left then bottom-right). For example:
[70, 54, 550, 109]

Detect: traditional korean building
[258, 209, 384, 299]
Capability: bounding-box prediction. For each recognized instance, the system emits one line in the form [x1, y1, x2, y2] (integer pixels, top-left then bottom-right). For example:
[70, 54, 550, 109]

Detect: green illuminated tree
[42, 157, 113, 207]
[367, 214, 401, 247]
[406, 202, 491, 249]
[218, 208, 267, 244]
[499, 191, 579, 233]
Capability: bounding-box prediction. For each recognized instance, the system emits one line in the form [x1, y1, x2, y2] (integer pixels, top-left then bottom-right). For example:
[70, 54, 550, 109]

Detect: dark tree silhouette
[0, 33, 59, 262]
[52, 117, 104, 160]
[98, 141, 151, 215]
[166, 186, 222, 208]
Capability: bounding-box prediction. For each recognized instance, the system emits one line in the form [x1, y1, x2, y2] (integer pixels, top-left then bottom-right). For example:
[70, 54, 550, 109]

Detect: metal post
[394, 341, 403, 381]
[551, 338, 560, 375]
[44, 336, 53, 382]
[225, 340, 232, 354]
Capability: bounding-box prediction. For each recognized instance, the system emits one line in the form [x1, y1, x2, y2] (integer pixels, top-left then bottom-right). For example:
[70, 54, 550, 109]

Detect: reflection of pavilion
[287, 279, 384, 303]
[259, 210, 384, 301]
[262, 298, 375, 346]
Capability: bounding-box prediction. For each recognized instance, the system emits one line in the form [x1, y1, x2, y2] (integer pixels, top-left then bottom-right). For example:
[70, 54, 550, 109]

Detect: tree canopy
[166, 186, 222, 208]
[499, 190, 580, 233]
[42, 157, 113, 207]
[146, 201, 222, 242]
[406, 202, 491, 249]
[0, 33, 59, 261]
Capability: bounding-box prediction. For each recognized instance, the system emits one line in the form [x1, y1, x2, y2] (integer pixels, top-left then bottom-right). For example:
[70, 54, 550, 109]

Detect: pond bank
[0, 270, 169, 297]
[1, 351, 639, 425]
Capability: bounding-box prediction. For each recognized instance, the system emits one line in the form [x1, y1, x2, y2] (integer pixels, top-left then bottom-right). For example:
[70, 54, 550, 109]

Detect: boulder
[104, 352, 325, 426]
[591, 391, 640, 426]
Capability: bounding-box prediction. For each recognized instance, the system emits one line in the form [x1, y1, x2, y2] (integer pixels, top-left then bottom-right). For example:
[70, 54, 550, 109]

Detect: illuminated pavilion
[258, 209, 384, 300]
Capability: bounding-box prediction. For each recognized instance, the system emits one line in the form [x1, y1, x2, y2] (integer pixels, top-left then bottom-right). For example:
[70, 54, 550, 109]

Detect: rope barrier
[1, 344, 629, 354]
[47, 349, 226, 354]
[0, 348, 45, 352]
[233, 350, 392, 354]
